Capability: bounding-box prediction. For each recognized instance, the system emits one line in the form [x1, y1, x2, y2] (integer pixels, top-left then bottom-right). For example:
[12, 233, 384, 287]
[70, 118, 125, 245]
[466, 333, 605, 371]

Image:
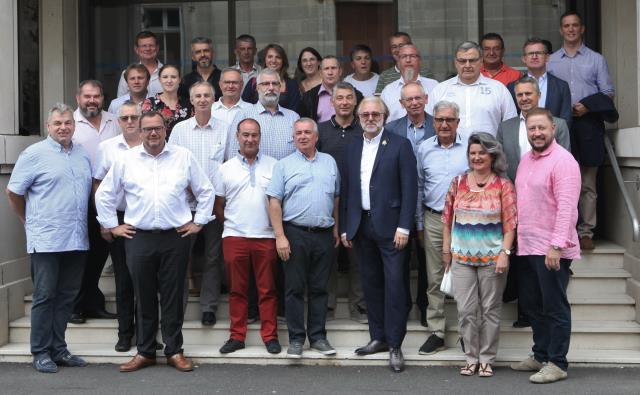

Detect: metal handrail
[604, 134, 640, 241]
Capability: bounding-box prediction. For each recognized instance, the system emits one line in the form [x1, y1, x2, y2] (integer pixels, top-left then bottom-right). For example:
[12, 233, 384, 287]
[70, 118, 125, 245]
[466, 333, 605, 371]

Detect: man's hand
[110, 224, 136, 239]
[341, 233, 353, 248]
[545, 247, 561, 271]
[333, 227, 340, 248]
[393, 231, 409, 250]
[100, 226, 114, 242]
[495, 253, 509, 274]
[572, 102, 589, 117]
[276, 235, 291, 261]
[177, 222, 203, 238]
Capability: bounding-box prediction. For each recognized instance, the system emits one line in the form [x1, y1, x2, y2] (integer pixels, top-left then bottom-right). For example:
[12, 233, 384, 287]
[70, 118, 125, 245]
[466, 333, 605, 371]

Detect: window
[141, 6, 183, 66]
[18, 0, 40, 135]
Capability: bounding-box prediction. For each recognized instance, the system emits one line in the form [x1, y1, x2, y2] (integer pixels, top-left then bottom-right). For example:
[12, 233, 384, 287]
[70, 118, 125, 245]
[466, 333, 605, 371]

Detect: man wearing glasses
[415, 101, 469, 356]
[117, 31, 163, 97]
[212, 68, 251, 125]
[506, 38, 572, 125]
[427, 41, 516, 138]
[95, 111, 214, 373]
[340, 97, 417, 372]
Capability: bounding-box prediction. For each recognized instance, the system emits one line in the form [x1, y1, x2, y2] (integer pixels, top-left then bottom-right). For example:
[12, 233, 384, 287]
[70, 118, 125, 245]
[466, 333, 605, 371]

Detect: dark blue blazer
[507, 72, 572, 127]
[384, 113, 436, 149]
[339, 130, 417, 240]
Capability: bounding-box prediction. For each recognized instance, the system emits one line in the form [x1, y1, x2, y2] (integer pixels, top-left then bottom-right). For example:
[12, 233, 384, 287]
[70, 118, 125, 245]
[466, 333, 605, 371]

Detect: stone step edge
[1, 343, 639, 366]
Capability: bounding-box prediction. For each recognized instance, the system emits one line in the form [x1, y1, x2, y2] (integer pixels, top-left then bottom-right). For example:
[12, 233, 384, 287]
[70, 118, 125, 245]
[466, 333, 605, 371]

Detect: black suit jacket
[298, 84, 364, 122]
[507, 72, 572, 127]
[339, 130, 417, 240]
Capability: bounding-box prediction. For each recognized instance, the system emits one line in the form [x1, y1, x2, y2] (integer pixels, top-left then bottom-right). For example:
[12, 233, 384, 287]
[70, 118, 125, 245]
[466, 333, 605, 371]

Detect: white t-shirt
[344, 73, 380, 98]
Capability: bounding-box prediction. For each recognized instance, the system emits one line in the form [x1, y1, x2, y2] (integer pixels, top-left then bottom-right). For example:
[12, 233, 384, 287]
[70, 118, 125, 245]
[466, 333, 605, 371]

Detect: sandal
[460, 363, 478, 376]
[479, 363, 494, 377]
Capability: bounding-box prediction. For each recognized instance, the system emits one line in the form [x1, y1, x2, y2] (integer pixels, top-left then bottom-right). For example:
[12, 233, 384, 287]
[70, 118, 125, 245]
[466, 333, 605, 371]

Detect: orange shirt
[480, 64, 522, 86]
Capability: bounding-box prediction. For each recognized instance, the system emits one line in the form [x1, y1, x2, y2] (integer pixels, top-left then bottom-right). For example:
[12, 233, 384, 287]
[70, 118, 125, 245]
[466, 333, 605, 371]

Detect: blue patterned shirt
[8, 136, 92, 253]
[266, 150, 339, 228]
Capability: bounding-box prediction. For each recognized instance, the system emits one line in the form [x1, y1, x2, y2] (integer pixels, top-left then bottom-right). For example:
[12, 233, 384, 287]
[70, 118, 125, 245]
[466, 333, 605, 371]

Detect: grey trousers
[423, 210, 446, 338]
[577, 165, 598, 238]
[451, 262, 507, 364]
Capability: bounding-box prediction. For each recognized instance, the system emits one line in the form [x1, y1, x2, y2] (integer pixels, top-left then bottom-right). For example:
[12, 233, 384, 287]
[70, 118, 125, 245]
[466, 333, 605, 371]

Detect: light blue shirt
[266, 150, 339, 228]
[8, 136, 92, 253]
[415, 133, 469, 230]
[529, 71, 548, 108]
[226, 102, 299, 161]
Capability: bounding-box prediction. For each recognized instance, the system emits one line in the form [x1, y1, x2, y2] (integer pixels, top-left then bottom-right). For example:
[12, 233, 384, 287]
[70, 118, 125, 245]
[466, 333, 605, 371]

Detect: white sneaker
[529, 362, 568, 384]
[510, 356, 544, 371]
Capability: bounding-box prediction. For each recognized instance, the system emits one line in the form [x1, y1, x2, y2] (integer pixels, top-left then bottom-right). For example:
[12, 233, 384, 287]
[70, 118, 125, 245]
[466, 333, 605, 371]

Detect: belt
[285, 222, 332, 233]
[135, 228, 175, 234]
[424, 205, 442, 215]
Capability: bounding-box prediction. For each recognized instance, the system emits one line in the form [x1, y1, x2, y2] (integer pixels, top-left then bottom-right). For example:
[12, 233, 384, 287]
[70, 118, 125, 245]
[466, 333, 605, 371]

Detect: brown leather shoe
[119, 354, 156, 372]
[580, 236, 595, 250]
[167, 353, 193, 372]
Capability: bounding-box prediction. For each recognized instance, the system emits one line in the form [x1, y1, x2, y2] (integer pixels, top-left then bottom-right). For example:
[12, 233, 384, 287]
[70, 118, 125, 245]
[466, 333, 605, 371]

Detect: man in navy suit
[384, 81, 435, 326]
[340, 97, 417, 372]
[507, 38, 572, 126]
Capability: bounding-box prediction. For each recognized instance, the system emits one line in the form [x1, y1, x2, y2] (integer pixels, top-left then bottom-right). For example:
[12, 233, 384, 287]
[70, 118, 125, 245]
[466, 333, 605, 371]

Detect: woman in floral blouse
[442, 132, 517, 378]
[141, 64, 191, 139]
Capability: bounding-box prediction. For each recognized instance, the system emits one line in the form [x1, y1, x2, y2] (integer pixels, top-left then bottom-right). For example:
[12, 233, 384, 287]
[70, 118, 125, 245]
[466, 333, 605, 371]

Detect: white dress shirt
[215, 154, 277, 238]
[93, 134, 139, 211]
[426, 74, 517, 138]
[72, 109, 121, 166]
[360, 132, 382, 210]
[117, 60, 164, 97]
[95, 144, 215, 230]
[380, 75, 438, 122]
[518, 113, 531, 159]
[211, 98, 252, 126]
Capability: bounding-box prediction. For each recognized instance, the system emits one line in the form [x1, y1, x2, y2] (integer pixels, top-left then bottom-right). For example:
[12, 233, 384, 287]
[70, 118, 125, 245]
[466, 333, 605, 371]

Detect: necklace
[472, 171, 492, 188]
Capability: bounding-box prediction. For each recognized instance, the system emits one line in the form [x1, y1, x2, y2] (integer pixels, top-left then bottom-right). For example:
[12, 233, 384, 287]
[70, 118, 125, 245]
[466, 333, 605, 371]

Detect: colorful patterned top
[442, 173, 517, 267]
[141, 93, 192, 139]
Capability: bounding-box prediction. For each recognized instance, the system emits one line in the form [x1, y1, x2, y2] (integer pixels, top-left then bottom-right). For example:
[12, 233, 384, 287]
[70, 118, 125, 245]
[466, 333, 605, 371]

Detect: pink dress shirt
[515, 140, 581, 259]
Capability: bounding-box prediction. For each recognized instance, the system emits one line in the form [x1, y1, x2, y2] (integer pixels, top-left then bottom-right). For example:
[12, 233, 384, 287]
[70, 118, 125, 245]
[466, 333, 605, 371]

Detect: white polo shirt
[72, 109, 121, 166]
[380, 75, 438, 122]
[426, 74, 517, 138]
[215, 154, 277, 238]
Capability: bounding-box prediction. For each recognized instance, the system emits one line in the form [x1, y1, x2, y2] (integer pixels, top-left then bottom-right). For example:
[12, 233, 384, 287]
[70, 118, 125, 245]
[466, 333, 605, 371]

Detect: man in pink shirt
[511, 108, 580, 384]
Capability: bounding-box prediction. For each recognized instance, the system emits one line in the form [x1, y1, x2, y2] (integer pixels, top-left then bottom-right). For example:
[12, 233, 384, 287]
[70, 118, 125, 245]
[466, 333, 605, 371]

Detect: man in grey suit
[384, 81, 434, 326]
[497, 75, 570, 328]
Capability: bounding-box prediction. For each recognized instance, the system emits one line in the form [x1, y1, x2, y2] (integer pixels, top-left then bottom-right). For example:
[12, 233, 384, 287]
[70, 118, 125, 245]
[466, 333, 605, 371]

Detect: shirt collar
[519, 112, 526, 122]
[529, 139, 558, 159]
[46, 135, 74, 152]
[295, 149, 318, 161]
[330, 115, 357, 130]
[318, 84, 332, 96]
[454, 74, 485, 86]
[137, 142, 172, 158]
[481, 63, 508, 75]
[256, 101, 283, 116]
[236, 152, 261, 163]
[190, 114, 215, 130]
[559, 43, 587, 58]
[234, 62, 260, 73]
[430, 132, 462, 147]
[528, 71, 548, 82]
[213, 98, 246, 111]
[363, 131, 383, 144]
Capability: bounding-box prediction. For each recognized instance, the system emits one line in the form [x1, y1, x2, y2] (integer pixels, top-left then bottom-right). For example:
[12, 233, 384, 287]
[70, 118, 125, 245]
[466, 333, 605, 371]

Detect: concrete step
[8, 317, 640, 351]
[2, 342, 640, 366]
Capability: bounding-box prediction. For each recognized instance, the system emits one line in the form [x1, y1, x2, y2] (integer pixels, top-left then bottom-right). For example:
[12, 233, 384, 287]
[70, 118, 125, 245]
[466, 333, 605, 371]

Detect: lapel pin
[382, 140, 388, 146]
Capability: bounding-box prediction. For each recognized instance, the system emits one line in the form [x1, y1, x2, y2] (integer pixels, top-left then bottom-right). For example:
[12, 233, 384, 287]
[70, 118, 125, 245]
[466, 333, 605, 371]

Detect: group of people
[5, 10, 617, 385]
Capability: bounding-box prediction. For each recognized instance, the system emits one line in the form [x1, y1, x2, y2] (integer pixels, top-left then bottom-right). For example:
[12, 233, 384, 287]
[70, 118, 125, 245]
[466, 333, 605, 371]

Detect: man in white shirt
[212, 68, 252, 125]
[92, 101, 142, 352]
[116, 31, 163, 97]
[169, 81, 229, 327]
[95, 110, 214, 373]
[427, 41, 517, 137]
[108, 64, 153, 115]
[70, 80, 120, 325]
[214, 118, 281, 355]
[344, 44, 379, 97]
[381, 45, 438, 122]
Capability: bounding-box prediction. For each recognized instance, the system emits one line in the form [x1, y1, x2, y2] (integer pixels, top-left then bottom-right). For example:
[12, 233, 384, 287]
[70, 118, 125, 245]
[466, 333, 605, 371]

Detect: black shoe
[513, 320, 531, 328]
[69, 313, 85, 324]
[219, 339, 245, 354]
[202, 312, 217, 326]
[418, 334, 445, 355]
[355, 340, 389, 356]
[265, 339, 282, 354]
[247, 313, 259, 324]
[115, 336, 132, 352]
[389, 348, 405, 373]
[85, 309, 117, 319]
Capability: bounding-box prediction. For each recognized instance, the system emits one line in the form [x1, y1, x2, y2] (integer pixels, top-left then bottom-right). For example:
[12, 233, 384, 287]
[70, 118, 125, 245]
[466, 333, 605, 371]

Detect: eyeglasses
[222, 80, 242, 85]
[399, 54, 420, 60]
[119, 115, 140, 122]
[257, 81, 281, 87]
[524, 51, 547, 58]
[137, 44, 156, 50]
[390, 43, 408, 50]
[358, 112, 383, 119]
[141, 126, 165, 133]
[401, 95, 425, 102]
[434, 117, 458, 124]
[455, 57, 480, 65]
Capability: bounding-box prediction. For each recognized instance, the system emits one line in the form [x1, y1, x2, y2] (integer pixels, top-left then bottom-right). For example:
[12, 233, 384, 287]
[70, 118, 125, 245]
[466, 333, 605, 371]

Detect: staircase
[1, 241, 639, 366]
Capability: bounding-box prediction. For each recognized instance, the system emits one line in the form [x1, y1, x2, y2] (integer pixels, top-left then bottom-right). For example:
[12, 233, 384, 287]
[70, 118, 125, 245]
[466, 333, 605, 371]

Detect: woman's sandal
[459, 363, 478, 376]
[479, 363, 494, 377]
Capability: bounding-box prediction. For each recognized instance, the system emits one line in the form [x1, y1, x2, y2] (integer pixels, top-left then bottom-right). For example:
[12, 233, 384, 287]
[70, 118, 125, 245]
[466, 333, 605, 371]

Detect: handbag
[440, 175, 462, 298]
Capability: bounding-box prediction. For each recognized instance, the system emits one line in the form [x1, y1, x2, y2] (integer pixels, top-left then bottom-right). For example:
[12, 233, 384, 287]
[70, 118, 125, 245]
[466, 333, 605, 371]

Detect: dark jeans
[125, 230, 190, 358]
[282, 223, 334, 344]
[518, 255, 572, 371]
[108, 211, 135, 338]
[73, 203, 109, 314]
[30, 251, 86, 358]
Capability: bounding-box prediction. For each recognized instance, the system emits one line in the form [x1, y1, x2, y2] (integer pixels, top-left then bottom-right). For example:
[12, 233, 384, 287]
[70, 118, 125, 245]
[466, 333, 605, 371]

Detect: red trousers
[222, 237, 278, 342]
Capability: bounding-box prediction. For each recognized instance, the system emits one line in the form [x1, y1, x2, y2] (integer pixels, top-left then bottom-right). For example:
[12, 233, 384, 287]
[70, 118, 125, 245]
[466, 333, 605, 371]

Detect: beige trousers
[451, 262, 507, 364]
[578, 165, 598, 238]
[423, 210, 446, 338]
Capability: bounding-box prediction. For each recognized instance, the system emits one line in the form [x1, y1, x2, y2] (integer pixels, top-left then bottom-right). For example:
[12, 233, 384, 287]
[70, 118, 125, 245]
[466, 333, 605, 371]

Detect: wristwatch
[499, 248, 511, 256]
[551, 245, 561, 251]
